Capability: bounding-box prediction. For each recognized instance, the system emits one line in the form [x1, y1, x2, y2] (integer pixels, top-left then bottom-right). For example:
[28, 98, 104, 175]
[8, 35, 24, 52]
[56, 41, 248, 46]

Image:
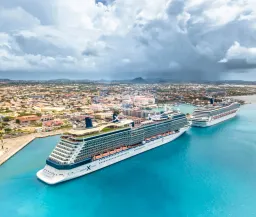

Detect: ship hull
[191, 110, 238, 127]
[37, 126, 190, 185]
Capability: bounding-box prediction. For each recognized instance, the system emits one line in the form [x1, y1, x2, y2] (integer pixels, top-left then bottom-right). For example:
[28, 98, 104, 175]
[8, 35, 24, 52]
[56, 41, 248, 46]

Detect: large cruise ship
[191, 101, 240, 127]
[37, 111, 190, 185]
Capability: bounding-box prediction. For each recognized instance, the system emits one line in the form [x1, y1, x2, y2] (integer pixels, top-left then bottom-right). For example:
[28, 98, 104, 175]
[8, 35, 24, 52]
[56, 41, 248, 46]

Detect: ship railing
[212, 109, 237, 119]
[191, 117, 209, 121]
[59, 141, 74, 148]
[48, 157, 69, 165]
[69, 137, 84, 142]
[49, 157, 67, 165]
[59, 141, 78, 149]
[57, 144, 74, 151]
[60, 138, 81, 146]
[55, 147, 73, 155]
[60, 135, 70, 139]
[52, 150, 71, 158]
[48, 157, 61, 164]
[50, 153, 69, 162]
[144, 131, 176, 141]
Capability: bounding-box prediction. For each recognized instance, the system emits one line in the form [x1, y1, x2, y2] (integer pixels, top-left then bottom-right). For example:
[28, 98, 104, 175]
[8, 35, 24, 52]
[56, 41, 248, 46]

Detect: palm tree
[87, 97, 92, 105]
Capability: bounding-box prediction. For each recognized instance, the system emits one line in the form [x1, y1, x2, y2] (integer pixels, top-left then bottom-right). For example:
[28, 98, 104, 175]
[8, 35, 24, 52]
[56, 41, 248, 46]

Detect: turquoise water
[154, 104, 195, 114]
[1, 104, 256, 217]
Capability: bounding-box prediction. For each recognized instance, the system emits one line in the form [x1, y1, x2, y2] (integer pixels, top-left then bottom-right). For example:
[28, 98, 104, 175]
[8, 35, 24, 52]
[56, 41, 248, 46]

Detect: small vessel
[37, 112, 190, 185]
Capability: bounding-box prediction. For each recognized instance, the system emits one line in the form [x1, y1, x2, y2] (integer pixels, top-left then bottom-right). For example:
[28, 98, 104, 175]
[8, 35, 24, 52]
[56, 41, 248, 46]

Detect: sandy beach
[0, 130, 67, 166]
[227, 95, 256, 104]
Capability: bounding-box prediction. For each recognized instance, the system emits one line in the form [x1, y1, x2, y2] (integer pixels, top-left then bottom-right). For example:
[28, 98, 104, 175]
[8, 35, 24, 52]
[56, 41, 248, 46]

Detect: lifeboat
[110, 150, 116, 155]
[95, 153, 103, 160]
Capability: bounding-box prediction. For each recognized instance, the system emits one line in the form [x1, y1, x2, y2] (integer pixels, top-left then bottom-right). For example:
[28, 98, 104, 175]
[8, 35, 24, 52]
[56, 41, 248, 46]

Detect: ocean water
[154, 104, 195, 114]
[0, 104, 256, 217]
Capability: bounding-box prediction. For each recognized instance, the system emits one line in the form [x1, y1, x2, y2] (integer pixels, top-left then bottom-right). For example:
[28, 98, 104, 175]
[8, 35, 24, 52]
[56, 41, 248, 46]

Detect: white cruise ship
[191, 102, 240, 127]
[37, 112, 190, 185]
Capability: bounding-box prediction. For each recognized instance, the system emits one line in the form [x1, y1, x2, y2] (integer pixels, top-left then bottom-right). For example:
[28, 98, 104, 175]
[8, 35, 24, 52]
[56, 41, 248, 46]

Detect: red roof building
[43, 120, 63, 127]
[16, 115, 40, 124]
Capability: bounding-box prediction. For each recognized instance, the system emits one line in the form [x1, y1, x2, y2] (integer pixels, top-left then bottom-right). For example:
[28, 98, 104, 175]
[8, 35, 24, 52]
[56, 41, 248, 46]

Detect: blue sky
[0, 0, 256, 80]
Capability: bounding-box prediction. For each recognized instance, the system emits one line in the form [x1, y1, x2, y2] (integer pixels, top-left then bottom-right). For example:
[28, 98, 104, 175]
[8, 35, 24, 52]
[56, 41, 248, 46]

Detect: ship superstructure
[37, 111, 190, 184]
[191, 102, 240, 127]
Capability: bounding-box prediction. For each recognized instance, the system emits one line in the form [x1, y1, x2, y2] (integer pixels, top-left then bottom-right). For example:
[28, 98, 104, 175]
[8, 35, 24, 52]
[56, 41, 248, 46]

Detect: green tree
[86, 97, 91, 105]
[113, 109, 120, 116]
[5, 108, 12, 113]
[16, 119, 21, 124]
[4, 128, 11, 133]
[3, 117, 10, 122]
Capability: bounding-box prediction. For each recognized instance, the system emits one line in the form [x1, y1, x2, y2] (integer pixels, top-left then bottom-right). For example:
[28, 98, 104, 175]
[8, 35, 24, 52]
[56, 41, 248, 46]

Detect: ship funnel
[113, 114, 119, 123]
[85, 117, 93, 128]
[130, 121, 135, 128]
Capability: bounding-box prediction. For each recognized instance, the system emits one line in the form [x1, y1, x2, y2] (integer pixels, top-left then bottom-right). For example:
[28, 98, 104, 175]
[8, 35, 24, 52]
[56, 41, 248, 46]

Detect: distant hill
[48, 79, 71, 82]
[0, 77, 256, 85]
[0, 79, 11, 82]
[130, 77, 147, 83]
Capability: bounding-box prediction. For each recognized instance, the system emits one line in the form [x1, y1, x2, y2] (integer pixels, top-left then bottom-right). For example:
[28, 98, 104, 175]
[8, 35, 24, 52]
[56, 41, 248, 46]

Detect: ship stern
[37, 167, 67, 185]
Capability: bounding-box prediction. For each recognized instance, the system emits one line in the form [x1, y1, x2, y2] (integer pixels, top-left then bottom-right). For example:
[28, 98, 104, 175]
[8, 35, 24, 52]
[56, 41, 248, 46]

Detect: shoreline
[0, 130, 66, 166]
[226, 94, 256, 104]
[0, 100, 252, 166]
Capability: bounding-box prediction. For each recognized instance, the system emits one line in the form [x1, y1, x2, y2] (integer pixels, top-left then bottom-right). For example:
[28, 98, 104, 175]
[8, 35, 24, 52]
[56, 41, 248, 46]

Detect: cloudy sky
[0, 0, 256, 80]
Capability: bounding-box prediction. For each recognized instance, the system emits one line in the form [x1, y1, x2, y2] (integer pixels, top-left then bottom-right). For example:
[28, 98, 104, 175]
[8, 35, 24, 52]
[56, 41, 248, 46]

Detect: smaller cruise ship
[191, 100, 240, 127]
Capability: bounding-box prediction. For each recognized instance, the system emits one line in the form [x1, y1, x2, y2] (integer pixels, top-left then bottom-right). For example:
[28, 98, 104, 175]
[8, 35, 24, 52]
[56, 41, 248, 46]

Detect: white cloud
[0, 7, 40, 31]
[0, 0, 256, 80]
[202, 0, 244, 26]
[220, 41, 256, 64]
